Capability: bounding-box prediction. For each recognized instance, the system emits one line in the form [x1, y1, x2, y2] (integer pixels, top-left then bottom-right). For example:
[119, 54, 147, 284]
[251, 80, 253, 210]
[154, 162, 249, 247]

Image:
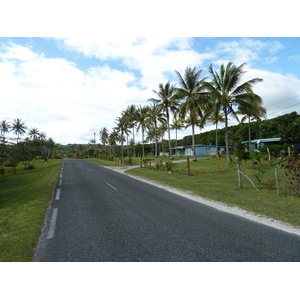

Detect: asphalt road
[34, 159, 300, 262]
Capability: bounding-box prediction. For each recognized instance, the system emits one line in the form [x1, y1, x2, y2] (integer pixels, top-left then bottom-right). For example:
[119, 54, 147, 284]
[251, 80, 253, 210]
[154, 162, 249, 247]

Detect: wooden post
[160, 160, 162, 171]
[187, 157, 190, 176]
[170, 161, 172, 173]
[275, 167, 280, 195]
[267, 147, 271, 164]
[288, 146, 291, 157]
[236, 157, 242, 188]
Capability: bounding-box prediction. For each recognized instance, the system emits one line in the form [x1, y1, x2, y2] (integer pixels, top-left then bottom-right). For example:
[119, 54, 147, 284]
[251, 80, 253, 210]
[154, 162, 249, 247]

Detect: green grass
[0, 159, 62, 261]
[125, 156, 300, 227]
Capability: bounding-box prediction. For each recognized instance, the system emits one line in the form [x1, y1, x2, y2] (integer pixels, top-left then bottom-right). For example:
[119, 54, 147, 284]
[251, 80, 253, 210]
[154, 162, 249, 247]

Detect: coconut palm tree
[170, 117, 184, 157]
[203, 62, 263, 162]
[115, 114, 131, 161]
[124, 104, 138, 157]
[0, 120, 11, 144]
[109, 130, 119, 155]
[175, 66, 210, 161]
[149, 81, 180, 159]
[136, 105, 150, 157]
[238, 101, 267, 151]
[145, 103, 166, 157]
[12, 118, 27, 143]
[28, 127, 40, 140]
[99, 127, 109, 154]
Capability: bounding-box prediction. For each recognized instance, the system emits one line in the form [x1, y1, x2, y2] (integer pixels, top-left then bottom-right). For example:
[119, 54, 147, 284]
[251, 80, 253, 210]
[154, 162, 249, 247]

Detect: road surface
[35, 159, 300, 262]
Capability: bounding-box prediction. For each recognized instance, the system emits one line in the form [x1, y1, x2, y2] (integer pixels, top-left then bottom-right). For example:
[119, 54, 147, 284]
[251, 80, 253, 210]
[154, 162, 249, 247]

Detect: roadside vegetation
[124, 153, 300, 228]
[0, 159, 62, 262]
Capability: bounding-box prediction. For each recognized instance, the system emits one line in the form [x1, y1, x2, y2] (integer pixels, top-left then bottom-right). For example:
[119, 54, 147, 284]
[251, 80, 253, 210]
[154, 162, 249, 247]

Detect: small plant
[283, 158, 300, 196]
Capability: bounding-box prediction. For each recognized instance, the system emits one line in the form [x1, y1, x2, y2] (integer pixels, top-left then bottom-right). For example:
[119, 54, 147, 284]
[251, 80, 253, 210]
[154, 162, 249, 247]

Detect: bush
[283, 158, 300, 196]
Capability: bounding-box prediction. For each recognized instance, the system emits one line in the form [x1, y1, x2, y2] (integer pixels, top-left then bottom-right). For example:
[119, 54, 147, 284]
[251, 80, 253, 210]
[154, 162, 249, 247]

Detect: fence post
[236, 157, 242, 188]
[187, 157, 190, 176]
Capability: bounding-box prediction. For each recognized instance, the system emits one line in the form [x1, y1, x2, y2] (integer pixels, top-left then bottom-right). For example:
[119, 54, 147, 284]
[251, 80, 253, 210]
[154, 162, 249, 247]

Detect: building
[172, 145, 228, 156]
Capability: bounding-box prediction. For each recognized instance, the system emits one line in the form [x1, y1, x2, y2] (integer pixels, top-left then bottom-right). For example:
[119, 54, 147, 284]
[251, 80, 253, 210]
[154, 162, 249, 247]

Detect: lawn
[0, 159, 62, 261]
[124, 156, 300, 227]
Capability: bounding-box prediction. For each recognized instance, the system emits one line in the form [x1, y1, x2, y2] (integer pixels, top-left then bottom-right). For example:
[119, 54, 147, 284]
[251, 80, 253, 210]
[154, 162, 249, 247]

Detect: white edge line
[55, 188, 61, 200]
[47, 208, 58, 239]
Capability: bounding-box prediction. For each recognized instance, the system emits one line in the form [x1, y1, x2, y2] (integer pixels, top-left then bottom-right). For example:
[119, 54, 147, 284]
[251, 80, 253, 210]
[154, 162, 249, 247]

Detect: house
[172, 145, 228, 156]
[244, 138, 282, 151]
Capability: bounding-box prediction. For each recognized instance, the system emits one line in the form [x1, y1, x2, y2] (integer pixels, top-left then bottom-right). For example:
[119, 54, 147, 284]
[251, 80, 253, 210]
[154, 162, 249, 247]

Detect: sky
[1, 36, 300, 145]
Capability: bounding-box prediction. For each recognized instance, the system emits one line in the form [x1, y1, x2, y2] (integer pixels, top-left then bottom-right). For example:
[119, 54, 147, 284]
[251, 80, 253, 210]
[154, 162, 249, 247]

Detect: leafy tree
[0, 120, 11, 144]
[175, 66, 210, 161]
[136, 105, 150, 157]
[203, 62, 263, 162]
[149, 81, 180, 158]
[12, 118, 27, 143]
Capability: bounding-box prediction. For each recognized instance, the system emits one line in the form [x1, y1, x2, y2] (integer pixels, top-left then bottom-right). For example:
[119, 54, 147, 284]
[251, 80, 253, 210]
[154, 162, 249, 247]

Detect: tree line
[99, 62, 265, 163]
[0, 118, 58, 174]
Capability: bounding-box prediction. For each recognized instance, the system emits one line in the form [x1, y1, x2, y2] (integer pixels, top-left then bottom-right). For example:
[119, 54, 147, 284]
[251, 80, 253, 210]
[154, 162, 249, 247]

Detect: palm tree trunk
[248, 116, 251, 151]
[142, 130, 145, 157]
[132, 127, 136, 157]
[175, 129, 178, 157]
[192, 123, 197, 161]
[224, 109, 232, 163]
[168, 126, 172, 159]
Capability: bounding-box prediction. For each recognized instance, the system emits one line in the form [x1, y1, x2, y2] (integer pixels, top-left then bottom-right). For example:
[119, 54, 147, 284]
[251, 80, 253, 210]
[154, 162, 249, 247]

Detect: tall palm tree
[115, 114, 131, 161]
[0, 120, 11, 144]
[145, 103, 166, 157]
[124, 104, 138, 157]
[12, 118, 27, 143]
[207, 96, 225, 157]
[170, 117, 184, 156]
[136, 105, 150, 157]
[175, 66, 210, 161]
[109, 130, 119, 155]
[28, 127, 40, 140]
[149, 81, 180, 159]
[238, 101, 266, 151]
[203, 62, 263, 162]
[99, 127, 109, 154]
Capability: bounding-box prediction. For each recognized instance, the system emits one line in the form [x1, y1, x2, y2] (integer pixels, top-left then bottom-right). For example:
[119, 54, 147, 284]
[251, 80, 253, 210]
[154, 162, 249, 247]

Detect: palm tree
[203, 62, 263, 162]
[145, 103, 166, 157]
[207, 96, 225, 157]
[0, 120, 11, 144]
[136, 105, 150, 157]
[175, 66, 210, 161]
[115, 114, 131, 161]
[149, 81, 180, 159]
[238, 101, 267, 151]
[170, 117, 184, 157]
[28, 127, 40, 140]
[99, 127, 109, 154]
[39, 132, 47, 140]
[124, 104, 138, 157]
[109, 130, 119, 155]
[12, 118, 27, 143]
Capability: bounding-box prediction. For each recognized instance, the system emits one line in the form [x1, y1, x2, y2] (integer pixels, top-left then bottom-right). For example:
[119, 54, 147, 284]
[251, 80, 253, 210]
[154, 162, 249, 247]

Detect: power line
[251, 41, 300, 68]
[265, 94, 300, 108]
[229, 37, 270, 63]
[207, 38, 252, 68]
[268, 102, 300, 116]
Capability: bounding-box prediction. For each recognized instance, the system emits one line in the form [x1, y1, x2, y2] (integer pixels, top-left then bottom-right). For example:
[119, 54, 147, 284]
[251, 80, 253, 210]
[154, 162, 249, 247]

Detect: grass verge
[125, 157, 300, 227]
[0, 159, 62, 261]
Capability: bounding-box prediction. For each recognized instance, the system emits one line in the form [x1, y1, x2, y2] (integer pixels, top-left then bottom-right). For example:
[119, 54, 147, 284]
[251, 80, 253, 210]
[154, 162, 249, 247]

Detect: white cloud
[0, 42, 148, 144]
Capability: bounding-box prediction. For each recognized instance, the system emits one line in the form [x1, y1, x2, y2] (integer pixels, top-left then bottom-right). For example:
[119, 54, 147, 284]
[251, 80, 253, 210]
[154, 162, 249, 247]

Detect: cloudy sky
[1, 36, 300, 145]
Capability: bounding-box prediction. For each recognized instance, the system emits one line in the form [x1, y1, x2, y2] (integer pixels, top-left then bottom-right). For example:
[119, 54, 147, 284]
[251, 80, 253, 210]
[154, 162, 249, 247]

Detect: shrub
[283, 158, 300, 196]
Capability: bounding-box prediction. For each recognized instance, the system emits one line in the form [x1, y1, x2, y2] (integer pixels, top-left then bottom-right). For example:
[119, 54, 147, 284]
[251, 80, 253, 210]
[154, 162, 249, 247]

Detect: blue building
[173, 145, 227, 156]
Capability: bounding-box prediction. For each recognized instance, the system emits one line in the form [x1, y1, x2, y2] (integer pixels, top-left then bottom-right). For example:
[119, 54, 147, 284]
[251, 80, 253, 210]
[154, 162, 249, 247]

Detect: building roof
[243, 138, 282, 144]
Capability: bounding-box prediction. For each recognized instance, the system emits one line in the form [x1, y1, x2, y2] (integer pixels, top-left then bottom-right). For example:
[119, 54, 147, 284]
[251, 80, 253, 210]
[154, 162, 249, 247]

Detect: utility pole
[91, 129, 99, 158]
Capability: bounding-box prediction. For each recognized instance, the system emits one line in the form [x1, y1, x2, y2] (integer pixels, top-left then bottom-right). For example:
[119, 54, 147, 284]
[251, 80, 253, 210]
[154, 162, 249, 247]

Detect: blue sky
[1, 36, 300, 144]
